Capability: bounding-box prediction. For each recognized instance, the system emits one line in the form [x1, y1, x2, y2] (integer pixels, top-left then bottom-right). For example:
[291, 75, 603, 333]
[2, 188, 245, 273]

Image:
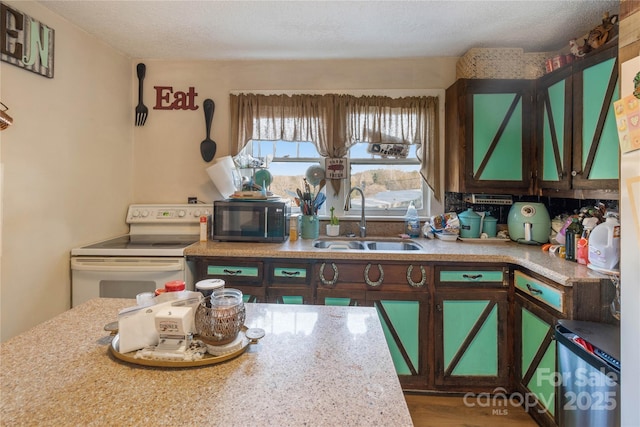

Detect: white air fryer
[507, 202, 551, 245]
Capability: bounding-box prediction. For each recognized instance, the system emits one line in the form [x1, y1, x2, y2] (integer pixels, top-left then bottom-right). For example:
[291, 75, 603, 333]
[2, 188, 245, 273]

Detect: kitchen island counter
[0, 298, 412, 426]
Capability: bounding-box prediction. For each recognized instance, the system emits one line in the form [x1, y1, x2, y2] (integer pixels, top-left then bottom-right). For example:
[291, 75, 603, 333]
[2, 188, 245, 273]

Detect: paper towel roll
[206, 156, 240, 198]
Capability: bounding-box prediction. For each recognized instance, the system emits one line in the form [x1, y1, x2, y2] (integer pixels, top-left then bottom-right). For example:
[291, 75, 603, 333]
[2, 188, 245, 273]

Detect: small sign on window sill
[326, 158, 347, 179]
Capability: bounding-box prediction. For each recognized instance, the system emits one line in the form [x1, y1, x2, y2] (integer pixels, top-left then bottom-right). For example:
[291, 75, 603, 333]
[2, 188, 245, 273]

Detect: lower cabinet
[191, 254, 604, 411]
[266, 261, 313, 304]
[433, 265, 510, 390]
[514, 269, 567, 427]
[315, 260, 430, 389]
[193, 257, 265, 302]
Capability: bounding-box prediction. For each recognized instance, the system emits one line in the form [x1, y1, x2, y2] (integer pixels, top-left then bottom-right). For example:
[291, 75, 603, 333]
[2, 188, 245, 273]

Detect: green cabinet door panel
[280, 296, 304, 304]
[542, 79, 567, 182]
[439, 270, 505, 283]
[521, 307, 556, 416]
[473, 93, 523, 181]
[207, 265, 259, 277]
[324, 297, 354, 306]
[443, 300, 498, 376]
[376, 300, 420, 376]
[581, 57, 619, 180]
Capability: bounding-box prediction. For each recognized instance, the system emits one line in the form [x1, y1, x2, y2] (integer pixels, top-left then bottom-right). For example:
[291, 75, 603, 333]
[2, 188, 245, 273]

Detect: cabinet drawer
[274, 267, 307, 279]
[269, 262, 310, 286]
[204, 261, 263, 286]
[436, 267, 507, 288]
[514, 270, 564, 313]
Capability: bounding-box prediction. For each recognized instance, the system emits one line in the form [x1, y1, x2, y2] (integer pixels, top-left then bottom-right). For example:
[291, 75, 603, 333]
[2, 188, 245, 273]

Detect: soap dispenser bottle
[404, 201, 420, 238]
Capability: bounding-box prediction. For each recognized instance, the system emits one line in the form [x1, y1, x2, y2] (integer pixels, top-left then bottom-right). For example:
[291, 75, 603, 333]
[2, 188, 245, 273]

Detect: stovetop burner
[71, 204, 210, 257]
[84, 234, 200, 250]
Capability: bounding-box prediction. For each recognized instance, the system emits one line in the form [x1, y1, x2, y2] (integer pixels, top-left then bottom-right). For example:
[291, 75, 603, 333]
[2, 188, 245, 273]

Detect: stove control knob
[141, 210, 149, 217]
[194, 210, 201, 217]
[132, 210, 140, 218]
[178, 210, 186, 217]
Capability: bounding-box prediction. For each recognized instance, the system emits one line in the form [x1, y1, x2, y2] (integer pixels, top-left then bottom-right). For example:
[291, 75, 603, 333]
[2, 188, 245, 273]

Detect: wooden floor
[405, 393, 539, 427]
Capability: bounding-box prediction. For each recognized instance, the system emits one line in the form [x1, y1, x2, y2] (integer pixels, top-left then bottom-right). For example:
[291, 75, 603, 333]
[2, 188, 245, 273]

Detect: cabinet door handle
[436, 304, 442, 312]
[406, 265, 427, 288]
[223, 269, 242, 275]
[526, 283, 543, 295]
[281, 270, 301, 277]
[462, 273, 483, 280]
[364, 263, 384, 287]
[319, 263, 338, 286]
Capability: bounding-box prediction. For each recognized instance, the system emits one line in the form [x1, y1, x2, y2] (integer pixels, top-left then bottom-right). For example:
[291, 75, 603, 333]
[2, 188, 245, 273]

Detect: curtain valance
[229, 93, 440, 201]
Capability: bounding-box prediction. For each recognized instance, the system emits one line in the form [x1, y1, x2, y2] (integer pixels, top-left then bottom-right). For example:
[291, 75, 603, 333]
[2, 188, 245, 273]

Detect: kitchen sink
[312, 240, 366, 250]
[312, 239, 422, 251]
[365, 241, 422, 251]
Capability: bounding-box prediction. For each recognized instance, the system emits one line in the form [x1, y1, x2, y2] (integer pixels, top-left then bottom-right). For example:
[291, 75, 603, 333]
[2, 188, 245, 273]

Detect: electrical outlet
[188, 197, 198, 204]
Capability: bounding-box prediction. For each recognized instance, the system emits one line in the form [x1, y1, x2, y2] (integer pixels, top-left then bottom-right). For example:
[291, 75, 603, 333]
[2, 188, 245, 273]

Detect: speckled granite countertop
[185, 237, 610, 287]
[0, 298, 412, 427]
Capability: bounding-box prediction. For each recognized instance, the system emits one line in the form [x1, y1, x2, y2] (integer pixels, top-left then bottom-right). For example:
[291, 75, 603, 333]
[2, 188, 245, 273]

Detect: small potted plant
[326, 207, 340, 236]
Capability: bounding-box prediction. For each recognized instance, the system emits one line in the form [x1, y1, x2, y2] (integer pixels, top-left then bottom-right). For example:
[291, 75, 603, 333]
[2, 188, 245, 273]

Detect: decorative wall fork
[135, 63, 148, 126]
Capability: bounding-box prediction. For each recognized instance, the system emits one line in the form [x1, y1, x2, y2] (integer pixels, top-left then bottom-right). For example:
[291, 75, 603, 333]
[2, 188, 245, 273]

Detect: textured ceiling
[39, 0, 620, 60]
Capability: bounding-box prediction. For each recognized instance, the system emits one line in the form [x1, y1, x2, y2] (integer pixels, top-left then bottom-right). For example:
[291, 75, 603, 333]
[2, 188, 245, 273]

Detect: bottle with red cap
[156, 280, 186, 295]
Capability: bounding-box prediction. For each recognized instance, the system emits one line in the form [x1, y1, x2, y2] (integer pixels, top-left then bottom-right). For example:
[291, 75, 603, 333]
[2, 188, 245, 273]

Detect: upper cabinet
[445, 79, 534, 195]
[446, 42, 619, 199]
[537, 44, 619, 197]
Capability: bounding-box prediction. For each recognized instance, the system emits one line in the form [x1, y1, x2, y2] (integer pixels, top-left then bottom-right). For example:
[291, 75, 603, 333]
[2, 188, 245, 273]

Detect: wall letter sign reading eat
[153, 86, 199, 110]
[0, 2, 54, 78]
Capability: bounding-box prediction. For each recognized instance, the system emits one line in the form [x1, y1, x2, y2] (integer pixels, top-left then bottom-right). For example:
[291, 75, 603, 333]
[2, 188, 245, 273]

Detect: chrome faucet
[347, 187, 366, 238]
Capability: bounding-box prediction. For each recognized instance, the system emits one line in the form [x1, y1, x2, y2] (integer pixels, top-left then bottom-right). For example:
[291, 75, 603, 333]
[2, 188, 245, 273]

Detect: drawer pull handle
[526, 283, 543, 295]
[407, 265, 427, 288]
[281, 270, 301, 277]
[364, 263, 384, 287]
[462, 273, 483, 280]
[223, 269, 243, 275]
[319, 263, 338, 286]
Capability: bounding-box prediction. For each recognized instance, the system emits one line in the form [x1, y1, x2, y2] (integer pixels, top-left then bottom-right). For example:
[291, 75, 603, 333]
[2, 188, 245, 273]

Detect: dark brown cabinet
[536, 43, 619, 199]
[266, 261, 313, 304]
[315, 260, 431, 389]
[433, 265, 511, 391]
[190, 254, 614, 398]
[193, 258, 265, 302]
[513, 270, 566, 427]
[445, 79, 534, 195]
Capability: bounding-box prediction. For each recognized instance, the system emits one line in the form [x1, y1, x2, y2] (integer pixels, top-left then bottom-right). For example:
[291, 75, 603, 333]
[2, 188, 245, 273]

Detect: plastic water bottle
[588, 214, 620, 271]
[405, 201, 420, 238]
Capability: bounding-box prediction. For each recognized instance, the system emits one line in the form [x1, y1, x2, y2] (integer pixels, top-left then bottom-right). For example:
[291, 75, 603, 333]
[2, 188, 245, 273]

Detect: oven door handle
[70, 258, 184, 272]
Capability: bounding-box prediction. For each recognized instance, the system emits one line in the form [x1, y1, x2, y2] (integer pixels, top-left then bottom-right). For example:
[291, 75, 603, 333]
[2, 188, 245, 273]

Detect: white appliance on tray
[70, 204, 210, 307]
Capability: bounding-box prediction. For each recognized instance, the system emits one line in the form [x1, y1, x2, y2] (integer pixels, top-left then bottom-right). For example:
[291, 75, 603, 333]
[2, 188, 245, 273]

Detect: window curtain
[334, 95, 440, 201]
[229, 93, 440, 202]
[229, 94, 333, 157]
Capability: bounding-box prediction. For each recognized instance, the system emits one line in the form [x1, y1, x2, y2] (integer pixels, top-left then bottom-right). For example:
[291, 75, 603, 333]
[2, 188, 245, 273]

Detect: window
[238, 139, 326, 215]
[230, 92, 441, 219]
[348, 141, 425, 215]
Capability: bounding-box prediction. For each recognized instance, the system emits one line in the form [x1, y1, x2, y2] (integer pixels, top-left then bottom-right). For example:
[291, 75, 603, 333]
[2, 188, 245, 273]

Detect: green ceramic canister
[482, 212, 498, 237]
[458, 208, 481, 238]
[300, 215, 319, 239]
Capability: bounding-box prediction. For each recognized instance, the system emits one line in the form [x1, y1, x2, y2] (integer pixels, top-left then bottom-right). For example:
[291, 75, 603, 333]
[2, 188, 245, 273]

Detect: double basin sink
[312, 238, 422, 251]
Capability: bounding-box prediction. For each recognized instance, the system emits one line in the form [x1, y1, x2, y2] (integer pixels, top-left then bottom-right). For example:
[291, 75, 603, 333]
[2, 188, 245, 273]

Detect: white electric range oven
[70, 204, 210, 307]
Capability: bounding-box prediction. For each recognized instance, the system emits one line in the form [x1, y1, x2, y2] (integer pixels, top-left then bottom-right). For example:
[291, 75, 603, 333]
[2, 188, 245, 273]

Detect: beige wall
[134, 58, 458, 203]
[0, 2, 458, 341]
[0, 1, 133, 340]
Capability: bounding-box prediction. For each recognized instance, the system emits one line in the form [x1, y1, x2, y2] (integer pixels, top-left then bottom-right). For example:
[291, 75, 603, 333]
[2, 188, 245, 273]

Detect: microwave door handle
[264, 207, 268, 238]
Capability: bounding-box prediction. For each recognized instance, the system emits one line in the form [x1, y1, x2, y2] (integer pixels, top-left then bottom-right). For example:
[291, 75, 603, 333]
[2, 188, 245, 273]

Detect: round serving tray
[109, 328, 251, 368]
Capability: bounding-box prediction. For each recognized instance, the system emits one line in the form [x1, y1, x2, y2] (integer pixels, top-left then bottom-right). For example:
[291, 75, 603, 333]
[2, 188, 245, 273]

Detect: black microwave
[213, 199, 290, 242]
